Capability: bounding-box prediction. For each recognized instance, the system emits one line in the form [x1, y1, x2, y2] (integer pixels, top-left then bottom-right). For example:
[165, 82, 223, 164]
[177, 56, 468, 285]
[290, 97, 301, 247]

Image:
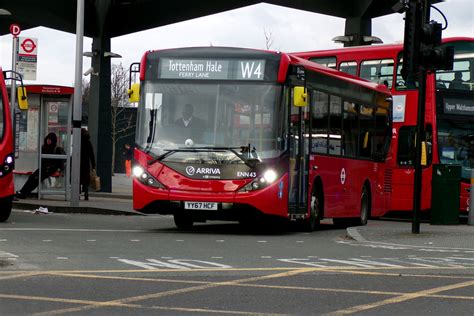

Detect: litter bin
[430, 164, 461, 225]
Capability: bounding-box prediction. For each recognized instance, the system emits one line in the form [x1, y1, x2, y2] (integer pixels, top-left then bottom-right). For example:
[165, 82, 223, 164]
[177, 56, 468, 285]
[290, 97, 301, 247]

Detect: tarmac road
[1, 209, 474, 315]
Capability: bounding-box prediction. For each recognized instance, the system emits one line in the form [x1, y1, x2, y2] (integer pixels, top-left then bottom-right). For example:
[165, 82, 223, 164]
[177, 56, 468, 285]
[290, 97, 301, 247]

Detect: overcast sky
[0, 0, 472, 86]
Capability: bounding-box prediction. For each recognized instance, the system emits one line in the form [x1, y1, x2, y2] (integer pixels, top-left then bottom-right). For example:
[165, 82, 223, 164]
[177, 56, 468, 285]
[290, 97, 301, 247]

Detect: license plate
[184, 201, 218, 210]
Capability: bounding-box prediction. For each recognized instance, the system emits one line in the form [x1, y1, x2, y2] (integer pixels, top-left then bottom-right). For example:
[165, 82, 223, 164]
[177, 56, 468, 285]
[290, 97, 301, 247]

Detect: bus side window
[397, 126, 417, 166]
[343, 101, 358, 157]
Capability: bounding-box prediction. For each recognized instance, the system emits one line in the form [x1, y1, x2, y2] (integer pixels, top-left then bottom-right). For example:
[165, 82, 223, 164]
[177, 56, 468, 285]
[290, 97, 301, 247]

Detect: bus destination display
[443, 98, 474, 115]
[159, 58, 266, 81]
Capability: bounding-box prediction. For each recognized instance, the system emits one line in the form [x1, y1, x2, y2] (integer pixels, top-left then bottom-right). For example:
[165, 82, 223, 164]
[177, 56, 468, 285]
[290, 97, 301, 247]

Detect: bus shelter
[13, 85, 73, 200]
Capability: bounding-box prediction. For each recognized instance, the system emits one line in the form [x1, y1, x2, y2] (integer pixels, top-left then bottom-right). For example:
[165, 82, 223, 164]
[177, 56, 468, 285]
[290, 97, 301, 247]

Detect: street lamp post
[70, 0, 85, 207]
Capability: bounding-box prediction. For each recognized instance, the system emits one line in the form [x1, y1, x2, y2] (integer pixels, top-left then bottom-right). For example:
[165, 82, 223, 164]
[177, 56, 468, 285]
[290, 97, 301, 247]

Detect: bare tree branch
[109, 63, 136, 174]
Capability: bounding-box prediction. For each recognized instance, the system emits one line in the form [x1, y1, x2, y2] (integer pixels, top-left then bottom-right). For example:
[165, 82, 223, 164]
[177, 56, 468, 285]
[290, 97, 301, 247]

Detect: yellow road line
[35, 269, 313, 315]
[0, 265, 473, 275]
[0, 272, 44, 280]
[327, 280, 474, 315]
[0, 294, 139, 307]
[0, 294, 286, 316]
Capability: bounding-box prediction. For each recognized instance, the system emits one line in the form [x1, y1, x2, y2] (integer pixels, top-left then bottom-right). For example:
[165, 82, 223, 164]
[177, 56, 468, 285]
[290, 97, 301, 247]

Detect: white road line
[383, 258, 437, 268]
[56, 257, 68, 260]
[0, 251, 18, 258]
[0, 228, 147, 232]
[348, 258, 403, 268]
[318, 259, 377, 268]
[446, 257, 474, 261]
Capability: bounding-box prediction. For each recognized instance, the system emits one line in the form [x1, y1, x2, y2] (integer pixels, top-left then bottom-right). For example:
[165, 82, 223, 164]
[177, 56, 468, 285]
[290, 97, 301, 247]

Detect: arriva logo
[185, 166, 195, 176]
[196, 167, 221, 175]
[186, 166, 221, 176]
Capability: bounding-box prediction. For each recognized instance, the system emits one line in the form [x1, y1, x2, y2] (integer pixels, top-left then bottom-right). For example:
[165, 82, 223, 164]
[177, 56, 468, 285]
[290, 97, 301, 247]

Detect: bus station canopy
[0, 0, 403, 38]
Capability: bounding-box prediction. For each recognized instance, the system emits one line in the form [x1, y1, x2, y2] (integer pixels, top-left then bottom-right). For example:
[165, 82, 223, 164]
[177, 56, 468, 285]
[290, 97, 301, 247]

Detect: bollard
[469, 169, 474, 226]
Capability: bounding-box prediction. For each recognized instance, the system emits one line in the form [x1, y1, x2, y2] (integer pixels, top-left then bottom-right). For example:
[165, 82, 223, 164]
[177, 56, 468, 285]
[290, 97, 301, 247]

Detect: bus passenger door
[288, 93, 310, 217]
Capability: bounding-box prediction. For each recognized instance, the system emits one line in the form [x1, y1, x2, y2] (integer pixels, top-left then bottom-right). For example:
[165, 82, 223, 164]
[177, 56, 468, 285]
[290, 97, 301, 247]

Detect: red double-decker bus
[129, 47, 392, 230]
[0, 69, 28, 222]
[293, 37, 474, 215]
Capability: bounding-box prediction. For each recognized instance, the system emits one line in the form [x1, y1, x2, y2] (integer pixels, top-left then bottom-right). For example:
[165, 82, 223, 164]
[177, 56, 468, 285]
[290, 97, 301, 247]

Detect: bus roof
[291, 37, 474, 58]
[288, 54, 391, 96]
[139, 46, 391, 103]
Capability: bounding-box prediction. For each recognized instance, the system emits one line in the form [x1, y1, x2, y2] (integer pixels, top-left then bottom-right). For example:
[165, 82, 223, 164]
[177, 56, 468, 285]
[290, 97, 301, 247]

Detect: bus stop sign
[10, 24, 21, 37]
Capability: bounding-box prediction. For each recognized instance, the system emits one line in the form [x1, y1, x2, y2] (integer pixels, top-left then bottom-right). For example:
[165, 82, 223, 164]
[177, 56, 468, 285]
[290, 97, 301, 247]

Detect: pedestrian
[80, 128, 96, 200]
[123, 143, 133, 177]
[16, 132, 65, 199]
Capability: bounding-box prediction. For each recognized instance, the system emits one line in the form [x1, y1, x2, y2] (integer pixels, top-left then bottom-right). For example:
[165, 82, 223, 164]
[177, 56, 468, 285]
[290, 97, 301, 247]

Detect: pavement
[347, 219, 474, 250]
[13, 173, 136, 216]
[12, 173, 474, 249]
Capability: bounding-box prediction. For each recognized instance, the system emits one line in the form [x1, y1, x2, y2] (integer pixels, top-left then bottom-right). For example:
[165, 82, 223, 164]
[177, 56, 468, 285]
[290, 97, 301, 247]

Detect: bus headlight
[0, 153, 14, 178]
[133, 166, 144, 178]
[238, 169, 279, 192]
[133, 164, 166, 189]
[263, 169, 277, 183]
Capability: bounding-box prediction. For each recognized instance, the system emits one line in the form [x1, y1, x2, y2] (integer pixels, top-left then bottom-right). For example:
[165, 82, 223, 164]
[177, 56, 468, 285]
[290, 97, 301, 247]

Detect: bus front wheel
[0, 197, 12, 222]
[173, 212, 194, 230]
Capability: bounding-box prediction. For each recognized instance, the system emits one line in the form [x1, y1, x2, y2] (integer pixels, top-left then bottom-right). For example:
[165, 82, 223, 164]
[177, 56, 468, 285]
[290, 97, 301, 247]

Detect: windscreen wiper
[147, 148, 203, 166]
[194, 145, 261, 168]
[147, 146, 261, 168]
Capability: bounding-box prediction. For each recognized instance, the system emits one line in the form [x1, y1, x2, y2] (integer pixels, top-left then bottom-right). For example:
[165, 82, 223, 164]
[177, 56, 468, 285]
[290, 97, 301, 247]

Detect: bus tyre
[0, 198, 12, 222]
[302, 189, 321, 232]
[174, 212, 194, 229]
[357, 186, 370, 226]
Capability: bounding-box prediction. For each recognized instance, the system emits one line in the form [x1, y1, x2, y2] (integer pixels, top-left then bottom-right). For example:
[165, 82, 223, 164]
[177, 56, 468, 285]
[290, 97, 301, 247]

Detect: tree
[264, 28, 274, 50]
[110, 63, 136, 175]
[82, 78, 90, 123]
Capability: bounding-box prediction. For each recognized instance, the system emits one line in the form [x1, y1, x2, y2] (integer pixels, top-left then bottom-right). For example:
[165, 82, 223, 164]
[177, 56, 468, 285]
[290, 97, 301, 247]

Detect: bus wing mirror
[421, 141, 427, 166]
[293, 86, 308, 107]
[128, 83, 140, 103]
[17, 87, 28, 110]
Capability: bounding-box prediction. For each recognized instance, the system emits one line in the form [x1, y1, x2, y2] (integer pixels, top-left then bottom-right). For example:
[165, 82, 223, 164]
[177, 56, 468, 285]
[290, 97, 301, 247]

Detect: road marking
[0, 272, 43, 280]
[257, 241, 267, 243]
[130, 240, 140, 242]
[326, 279, 474, 315]
[0, 228, 147, 232]
[0, 239, 7, 241]
[87, 240, 96, 242]
[36, 268, 311, 315]
[117, 258, 232, 270]
[340, 237, 474, 253]
[56, 257, 68, 260]
[216, 240, 225, 242]
[42, 240, 52, 242]
[278, 258, 328, 268]
[0, 251, 18, 258]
